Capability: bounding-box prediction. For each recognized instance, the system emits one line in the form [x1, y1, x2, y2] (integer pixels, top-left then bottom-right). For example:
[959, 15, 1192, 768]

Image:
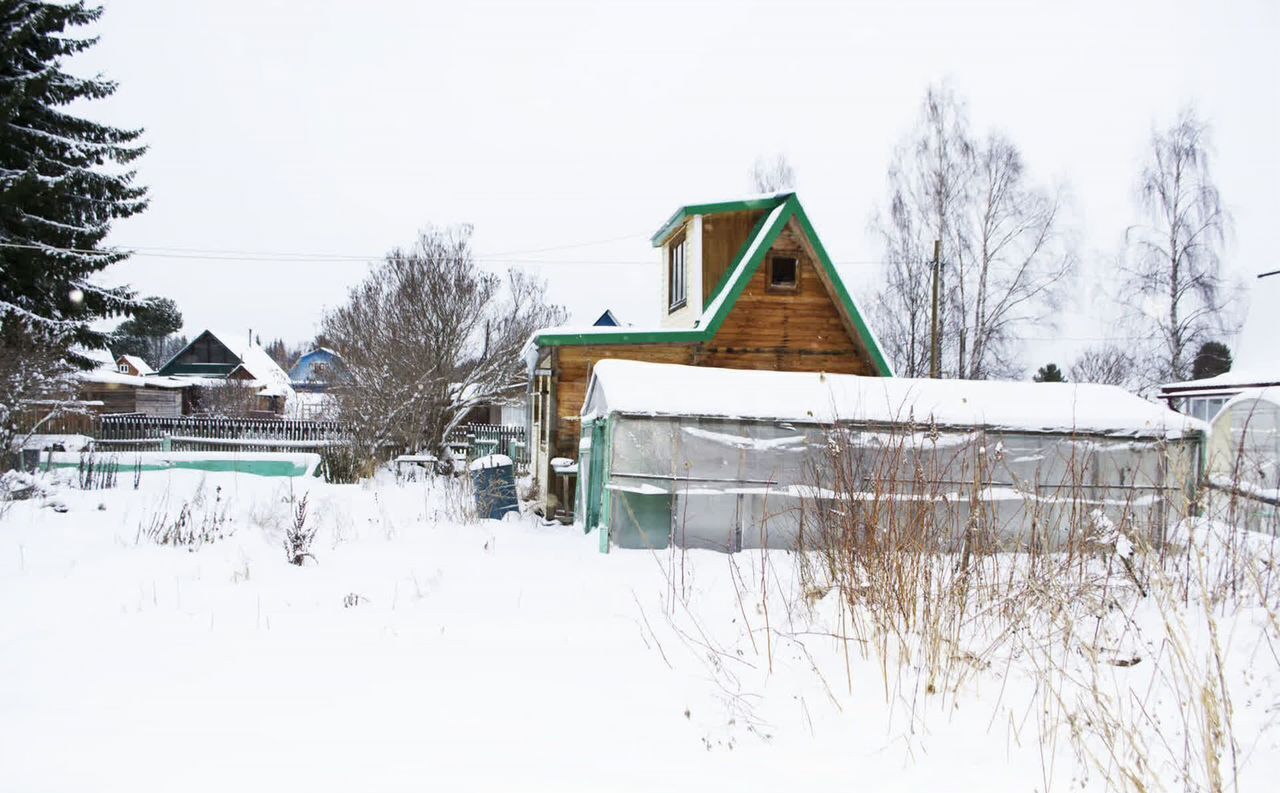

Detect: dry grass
[650, 424, 1278, 790]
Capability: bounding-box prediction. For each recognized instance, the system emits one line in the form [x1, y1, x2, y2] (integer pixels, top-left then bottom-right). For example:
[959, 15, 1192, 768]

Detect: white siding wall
[659, 215, 703, 329]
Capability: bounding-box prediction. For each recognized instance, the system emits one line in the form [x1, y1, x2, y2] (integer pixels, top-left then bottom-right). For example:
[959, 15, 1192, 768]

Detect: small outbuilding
[578, 360, 1206, 552]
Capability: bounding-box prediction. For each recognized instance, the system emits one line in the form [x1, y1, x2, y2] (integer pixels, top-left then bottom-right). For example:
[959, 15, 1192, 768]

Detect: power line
[0, 239, 897, 267]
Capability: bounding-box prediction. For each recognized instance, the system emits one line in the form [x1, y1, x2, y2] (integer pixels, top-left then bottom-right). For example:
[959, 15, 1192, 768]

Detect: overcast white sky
[74, 0, 1278, 373]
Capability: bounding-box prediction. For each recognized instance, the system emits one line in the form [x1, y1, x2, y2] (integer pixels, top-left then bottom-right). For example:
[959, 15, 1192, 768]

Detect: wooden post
[929, 239, 942, 379]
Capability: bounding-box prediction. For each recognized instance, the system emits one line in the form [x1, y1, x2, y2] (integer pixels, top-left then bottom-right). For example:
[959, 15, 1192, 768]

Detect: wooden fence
[93, 414, 350, 452]
[449, 423, 529, 467]
[28, 412, 527, 468]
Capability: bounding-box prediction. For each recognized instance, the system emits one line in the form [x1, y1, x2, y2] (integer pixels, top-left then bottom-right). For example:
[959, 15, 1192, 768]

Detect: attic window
[769, 256, 798, 291]
[668, 233, 687, 311]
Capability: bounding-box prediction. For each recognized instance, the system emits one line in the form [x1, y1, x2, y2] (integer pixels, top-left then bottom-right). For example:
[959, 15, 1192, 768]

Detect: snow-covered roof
[584, 360, 1205, 439]
[116, 355, 153, 375]
[76, 369, 189, 389]
[72, 346, 117, 367]
[163, 330, 294, 391]
[1160, 367, 1280, 393]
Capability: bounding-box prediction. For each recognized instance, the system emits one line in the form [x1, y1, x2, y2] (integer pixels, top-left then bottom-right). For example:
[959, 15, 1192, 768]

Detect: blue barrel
[468, 454, 519, 520]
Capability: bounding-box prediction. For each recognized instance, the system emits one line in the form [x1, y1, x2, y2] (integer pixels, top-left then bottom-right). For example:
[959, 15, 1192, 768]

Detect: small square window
[769, 256, 798, 290]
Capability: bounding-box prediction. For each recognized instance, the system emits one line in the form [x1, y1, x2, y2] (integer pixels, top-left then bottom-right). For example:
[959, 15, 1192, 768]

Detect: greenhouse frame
[1207, 388, 1280, 534]
[576, 361, 1208, 553]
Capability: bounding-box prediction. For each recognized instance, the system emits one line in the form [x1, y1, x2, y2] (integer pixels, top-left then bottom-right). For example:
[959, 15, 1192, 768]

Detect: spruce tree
[1033, 363, 1065, 383]
[1190, 341, 1232, 380]
[0, 1, 147, 364]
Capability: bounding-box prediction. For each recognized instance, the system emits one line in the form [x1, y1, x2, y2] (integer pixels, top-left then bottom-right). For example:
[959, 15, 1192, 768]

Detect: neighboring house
[72, 349, 186, 417]
[458, 394, 527, 427]
[522, 192, 891, 517]
[115, 355, 154, 377]
[289, 347, 344, 391]
[1158, 368, 1280, 423]
[77, 369, 187, 417]
[158, 330, 295, 416]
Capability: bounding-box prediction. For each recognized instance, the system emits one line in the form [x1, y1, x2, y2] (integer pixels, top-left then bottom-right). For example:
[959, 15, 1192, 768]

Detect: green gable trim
[790, 203, 895, 378]
[537, 195, 894, 377]
[160, 363, 236, 377]
[649, 193, 792, 247]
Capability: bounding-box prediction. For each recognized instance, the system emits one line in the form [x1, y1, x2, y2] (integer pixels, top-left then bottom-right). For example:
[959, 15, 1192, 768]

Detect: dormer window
[118, 363, 129, 373]
[768, 255, 798, 291]
[667, 233, 687, 311]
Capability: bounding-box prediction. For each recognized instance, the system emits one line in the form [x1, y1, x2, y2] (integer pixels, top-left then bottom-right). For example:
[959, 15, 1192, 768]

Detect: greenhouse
[1206, 389, 1280, 534]
[576, 361, 1207, 553]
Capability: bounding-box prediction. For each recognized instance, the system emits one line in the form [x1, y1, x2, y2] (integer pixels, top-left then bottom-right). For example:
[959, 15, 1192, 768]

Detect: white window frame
[668, 237, 687, 312]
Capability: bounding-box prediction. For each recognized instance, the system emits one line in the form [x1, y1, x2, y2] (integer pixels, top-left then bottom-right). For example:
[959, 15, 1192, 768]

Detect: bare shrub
[139, 486, 230, 549]
[76, 450, 119, 490]
[322, 225, 567, 460]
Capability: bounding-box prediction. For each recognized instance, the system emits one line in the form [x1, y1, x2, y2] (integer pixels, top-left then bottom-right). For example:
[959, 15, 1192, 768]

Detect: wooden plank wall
[699, 222, 875, 375]
[135, 388, 182, 418]
[554, 343, 694, 453]
[81, 383, 139, 414]
[700, 210, 764, 305]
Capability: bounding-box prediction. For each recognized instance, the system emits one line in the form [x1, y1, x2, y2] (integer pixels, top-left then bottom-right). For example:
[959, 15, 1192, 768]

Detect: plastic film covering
[606, 415, 1199, 552]
[1207, 395, 1280, 533]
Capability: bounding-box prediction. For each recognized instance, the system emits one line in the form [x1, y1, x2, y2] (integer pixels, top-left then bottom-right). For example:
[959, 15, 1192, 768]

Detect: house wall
[701, 210, 766, 305]
[160, 331, 238, 376]
[81, 383, 137, 414]
[79, 384, 182, 417]
[699, 221, 875, 373]
[659, 215, 702, 329]
[135, 388, 182, 418]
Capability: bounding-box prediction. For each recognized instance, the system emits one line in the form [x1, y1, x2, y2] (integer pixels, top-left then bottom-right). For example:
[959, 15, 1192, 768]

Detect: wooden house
[114, 355, 154, 377]
[76, 370, 186, 417]
[158, 330, 295, 417]
[522, 192, 892, 517]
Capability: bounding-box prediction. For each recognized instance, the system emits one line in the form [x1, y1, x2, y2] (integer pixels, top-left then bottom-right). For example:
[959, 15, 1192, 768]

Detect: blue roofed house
[289, 348, 344, 391]
[287, 347, 345, 420]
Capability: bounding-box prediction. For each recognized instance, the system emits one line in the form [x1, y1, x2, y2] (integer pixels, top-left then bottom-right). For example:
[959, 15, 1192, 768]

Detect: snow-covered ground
[1, 468, 1276, 791]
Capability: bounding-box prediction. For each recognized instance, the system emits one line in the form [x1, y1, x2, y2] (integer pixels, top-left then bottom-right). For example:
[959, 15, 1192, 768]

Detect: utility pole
[929, 239, 941, 379]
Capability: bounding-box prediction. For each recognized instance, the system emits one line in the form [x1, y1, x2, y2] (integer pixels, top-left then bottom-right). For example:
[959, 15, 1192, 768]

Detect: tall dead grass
[792, 425, 1278, 791]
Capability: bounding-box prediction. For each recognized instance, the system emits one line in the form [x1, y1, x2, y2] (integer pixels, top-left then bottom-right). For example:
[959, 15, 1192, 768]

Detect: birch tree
[952, 134, 1074, 378]
[872, 84, 1074, 379]
[1122, 108, 1235, 384]
[750, 154, 796, 193]
[871, 84, 972, 377]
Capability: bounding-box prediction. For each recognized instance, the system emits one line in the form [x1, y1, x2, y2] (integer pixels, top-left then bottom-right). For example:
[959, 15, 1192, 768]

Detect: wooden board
[701, 210, 765, 305]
